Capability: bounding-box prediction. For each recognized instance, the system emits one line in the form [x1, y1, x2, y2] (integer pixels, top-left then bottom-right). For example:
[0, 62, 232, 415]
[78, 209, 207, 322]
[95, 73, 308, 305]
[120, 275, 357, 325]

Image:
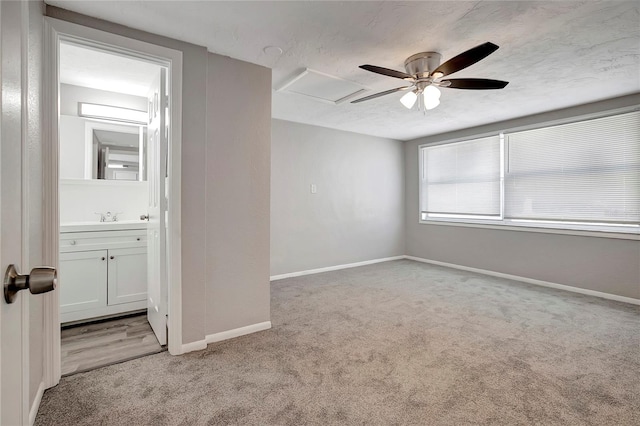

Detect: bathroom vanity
[59, 221, 148, 323]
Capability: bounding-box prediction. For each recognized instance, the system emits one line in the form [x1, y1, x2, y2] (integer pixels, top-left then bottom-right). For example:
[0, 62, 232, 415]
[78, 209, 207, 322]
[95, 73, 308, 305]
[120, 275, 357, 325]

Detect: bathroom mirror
[85, 120, 147, 181]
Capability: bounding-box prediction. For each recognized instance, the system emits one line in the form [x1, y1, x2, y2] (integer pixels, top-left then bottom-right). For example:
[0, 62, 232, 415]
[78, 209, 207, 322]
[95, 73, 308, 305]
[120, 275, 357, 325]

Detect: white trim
[0, 0, 3, 419]
[179, 321, 273, 354]
[206, 321, 272, 344]
[405, 256, 640, 306]
[166, 45, 183, 356]
[179, 339, 207, 355]
[270, 256, 405, 281]
[43, 17, 184, 387]
[28, 381, 45, 426]
[417, 219, 640, 241]
[60, 178, 147, 187]
[42, 16, 61, 391]
[20, 1, 30, 420]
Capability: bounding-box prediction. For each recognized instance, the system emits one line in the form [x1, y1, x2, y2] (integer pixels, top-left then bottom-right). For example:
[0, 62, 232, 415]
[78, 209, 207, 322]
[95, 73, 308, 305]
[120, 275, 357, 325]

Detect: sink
[60, 220, 148, 233]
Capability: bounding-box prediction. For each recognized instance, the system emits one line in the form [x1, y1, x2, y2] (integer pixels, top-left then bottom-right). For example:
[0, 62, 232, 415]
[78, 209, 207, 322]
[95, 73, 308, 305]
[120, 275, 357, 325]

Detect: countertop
[60, 220, 148, 233]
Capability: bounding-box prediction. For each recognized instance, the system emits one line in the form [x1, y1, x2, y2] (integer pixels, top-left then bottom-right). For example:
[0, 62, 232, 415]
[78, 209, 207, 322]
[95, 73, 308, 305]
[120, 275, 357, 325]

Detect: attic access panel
[277, 68, 368, 105]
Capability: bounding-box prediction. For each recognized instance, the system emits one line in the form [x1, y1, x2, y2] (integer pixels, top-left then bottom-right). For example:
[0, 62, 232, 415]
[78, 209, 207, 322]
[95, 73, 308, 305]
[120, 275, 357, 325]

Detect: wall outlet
[310, 184, 317, 194]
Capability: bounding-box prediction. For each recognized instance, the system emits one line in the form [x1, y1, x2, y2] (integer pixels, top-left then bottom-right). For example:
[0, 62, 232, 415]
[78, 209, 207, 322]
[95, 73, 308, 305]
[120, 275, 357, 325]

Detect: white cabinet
[107, 247, 147, 305]
[59, 250, 107, 314]
[59, 228, 147, 323]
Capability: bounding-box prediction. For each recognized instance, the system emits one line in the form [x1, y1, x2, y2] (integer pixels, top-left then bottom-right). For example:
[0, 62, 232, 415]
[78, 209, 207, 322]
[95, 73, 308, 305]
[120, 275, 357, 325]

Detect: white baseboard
[405, 255, 640, 306]
[270, 256, 405, 281]
[29, 381, 45, 426]
[179, 321, 272, 354]
[180, 339, 207, 355]
[206, 321, 272, 344]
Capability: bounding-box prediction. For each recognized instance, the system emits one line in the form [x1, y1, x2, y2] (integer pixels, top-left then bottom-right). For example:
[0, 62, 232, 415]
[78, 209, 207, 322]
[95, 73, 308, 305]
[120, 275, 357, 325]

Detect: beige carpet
[36, 260, 640, 425]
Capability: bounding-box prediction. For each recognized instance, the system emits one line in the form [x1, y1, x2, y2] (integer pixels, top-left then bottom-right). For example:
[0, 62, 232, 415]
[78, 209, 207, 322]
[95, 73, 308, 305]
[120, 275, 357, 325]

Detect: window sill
[418, 218, 640, 241]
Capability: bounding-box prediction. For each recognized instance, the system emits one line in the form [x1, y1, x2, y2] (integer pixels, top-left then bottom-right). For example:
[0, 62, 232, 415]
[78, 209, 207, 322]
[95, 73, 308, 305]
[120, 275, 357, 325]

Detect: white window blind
[505, 111, 640, 225]
[420, 136, 501, 217]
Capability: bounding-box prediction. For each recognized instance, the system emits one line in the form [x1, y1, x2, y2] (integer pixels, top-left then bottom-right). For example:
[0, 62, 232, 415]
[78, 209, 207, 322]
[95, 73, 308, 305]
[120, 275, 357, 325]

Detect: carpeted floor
[35, 260, 640, 425]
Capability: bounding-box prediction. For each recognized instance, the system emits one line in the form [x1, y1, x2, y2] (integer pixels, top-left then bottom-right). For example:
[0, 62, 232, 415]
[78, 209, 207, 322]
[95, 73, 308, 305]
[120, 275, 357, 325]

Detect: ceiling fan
[352, 42, 508, 111]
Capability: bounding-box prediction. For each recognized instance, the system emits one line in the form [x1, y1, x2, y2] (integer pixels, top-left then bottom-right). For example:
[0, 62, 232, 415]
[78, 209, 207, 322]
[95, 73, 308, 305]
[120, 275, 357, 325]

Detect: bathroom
[57, 41, 169, 374]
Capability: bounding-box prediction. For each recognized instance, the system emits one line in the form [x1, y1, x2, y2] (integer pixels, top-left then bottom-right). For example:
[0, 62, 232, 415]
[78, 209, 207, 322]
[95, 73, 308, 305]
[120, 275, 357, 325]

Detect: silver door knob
[140, 214, 149, 221]
[4, 264, 57, 304]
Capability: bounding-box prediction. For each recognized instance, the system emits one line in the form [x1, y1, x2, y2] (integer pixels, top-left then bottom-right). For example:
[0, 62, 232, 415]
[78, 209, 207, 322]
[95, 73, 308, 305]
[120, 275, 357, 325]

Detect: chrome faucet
[95, 212, 122, 222]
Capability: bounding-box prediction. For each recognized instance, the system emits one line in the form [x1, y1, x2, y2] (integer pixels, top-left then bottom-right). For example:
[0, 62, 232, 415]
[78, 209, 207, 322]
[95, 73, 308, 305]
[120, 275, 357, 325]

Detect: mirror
[58, 115, 147, 181]
[89, 124, 147, 181]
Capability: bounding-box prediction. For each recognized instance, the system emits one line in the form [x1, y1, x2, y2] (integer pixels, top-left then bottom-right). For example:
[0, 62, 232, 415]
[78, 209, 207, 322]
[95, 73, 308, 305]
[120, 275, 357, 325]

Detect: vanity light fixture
[78, 103, 148, 125]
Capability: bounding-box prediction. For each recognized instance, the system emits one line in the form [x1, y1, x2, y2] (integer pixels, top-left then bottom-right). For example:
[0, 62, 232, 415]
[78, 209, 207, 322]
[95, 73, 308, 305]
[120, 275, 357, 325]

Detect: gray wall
[59, 83, 147, 116]
[47, 7, 271, 344]
[205, 53, 271, 334]
[271, 120, 405, 276]
[405, 95, 640, 299]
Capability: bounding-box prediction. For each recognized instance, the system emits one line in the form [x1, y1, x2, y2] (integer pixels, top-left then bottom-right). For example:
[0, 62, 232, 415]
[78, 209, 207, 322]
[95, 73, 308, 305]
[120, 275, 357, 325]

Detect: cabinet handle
[136, 238, 141, 241]
[70, 240, 77, 245]
[110, 256, 115, 260]
[101, 257, 106, 261]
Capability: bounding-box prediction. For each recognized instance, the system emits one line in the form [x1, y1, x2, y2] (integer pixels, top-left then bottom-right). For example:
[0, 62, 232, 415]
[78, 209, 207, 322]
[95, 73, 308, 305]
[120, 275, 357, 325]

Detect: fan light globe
[400, 91, 418, 109]
[424, 97, 440, 110]
[423, 86, 441, 110]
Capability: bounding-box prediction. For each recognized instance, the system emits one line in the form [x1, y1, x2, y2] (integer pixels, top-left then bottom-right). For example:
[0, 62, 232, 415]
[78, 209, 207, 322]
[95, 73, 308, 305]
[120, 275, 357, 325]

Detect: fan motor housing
[404, 52, 441, 79]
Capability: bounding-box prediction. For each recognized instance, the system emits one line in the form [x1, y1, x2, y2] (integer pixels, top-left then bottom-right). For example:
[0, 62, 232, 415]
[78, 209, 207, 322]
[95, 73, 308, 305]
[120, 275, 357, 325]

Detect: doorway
[44, 17, 183, 385]
[57, 41, 168, 374]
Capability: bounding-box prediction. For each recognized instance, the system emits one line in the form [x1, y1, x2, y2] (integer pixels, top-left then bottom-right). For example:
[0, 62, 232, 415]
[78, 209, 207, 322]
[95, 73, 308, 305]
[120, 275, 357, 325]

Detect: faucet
[94, 212, 122, 222]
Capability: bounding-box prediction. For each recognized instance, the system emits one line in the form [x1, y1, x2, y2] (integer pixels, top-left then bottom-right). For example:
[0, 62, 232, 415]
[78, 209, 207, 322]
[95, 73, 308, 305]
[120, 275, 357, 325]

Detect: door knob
[140, 214, 149, 221]
[4, 264, 57, 304]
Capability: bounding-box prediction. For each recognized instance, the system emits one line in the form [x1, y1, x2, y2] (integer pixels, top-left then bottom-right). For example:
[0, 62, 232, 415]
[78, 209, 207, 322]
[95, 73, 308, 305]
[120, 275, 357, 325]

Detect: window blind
[505, 111, 640, 224]
[420, 136, 501, 217]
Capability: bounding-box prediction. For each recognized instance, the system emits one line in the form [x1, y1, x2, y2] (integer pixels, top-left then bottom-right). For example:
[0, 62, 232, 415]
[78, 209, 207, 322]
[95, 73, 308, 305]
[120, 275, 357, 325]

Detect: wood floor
[61, 314, 164, 376]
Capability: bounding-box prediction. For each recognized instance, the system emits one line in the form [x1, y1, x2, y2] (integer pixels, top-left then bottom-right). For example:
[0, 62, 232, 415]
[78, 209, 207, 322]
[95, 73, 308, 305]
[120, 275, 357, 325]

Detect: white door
[1, 1, 48, 424]
[146, 68, 168, 345]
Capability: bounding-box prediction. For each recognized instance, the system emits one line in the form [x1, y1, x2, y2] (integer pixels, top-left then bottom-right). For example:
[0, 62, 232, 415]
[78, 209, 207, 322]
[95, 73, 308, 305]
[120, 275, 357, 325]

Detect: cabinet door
[107, 247, 147, 305]
[59, 250, 108, 314]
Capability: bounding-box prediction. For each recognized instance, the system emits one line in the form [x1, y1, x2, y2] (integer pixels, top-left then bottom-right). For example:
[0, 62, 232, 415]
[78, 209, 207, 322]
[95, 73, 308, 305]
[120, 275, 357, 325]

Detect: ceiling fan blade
[359, 65, 414, 81]
[431, 42, 499, 77]
[351, 86, 412, 103]
[442, 78, 509, 90]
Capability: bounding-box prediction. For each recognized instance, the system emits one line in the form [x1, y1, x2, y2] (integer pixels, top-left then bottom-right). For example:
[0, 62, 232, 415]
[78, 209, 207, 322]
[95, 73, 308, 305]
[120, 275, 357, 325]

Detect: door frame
[43, 17, 184, 387]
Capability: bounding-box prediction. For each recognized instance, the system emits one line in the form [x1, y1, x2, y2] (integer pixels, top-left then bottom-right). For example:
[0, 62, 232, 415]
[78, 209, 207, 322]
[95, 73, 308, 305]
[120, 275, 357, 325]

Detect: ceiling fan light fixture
[424, 97, 440, 110]
[423, 85, 441, 110]
[352, 42, 507, 108]
[424, 85, 441, 100]
[400, 90, 418, 109]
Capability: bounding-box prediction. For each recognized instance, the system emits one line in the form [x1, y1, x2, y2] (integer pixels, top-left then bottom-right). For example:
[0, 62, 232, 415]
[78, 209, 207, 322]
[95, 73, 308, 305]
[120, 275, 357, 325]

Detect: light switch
[310, 184, 317, 194]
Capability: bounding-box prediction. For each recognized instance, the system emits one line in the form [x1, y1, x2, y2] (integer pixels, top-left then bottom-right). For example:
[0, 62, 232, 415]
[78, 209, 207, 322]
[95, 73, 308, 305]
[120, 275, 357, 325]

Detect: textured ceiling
[60, 42, 159, 96]
[47, 1, 640, 141]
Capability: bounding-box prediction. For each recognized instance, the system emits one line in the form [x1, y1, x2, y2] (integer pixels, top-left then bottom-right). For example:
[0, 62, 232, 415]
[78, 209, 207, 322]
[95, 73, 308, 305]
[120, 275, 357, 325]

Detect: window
[420, 136, 502, 219]
[419, 110, 640, 235]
